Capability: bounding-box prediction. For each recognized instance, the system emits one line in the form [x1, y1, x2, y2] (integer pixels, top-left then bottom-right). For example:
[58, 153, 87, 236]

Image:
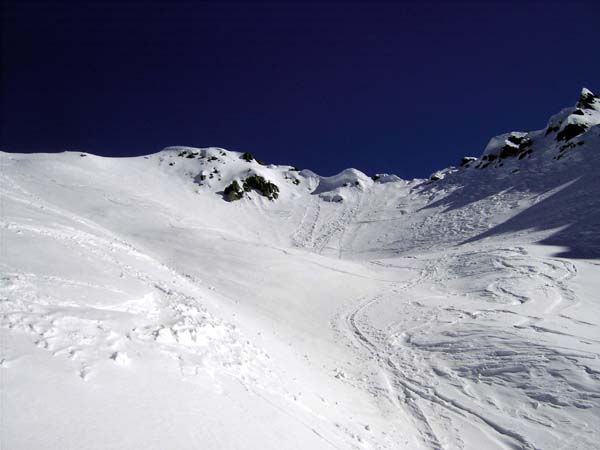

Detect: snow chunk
[581, 87, 594, 97]
[320, 192, 345, 203]
[110, 351, 130, 365]
[429, 167, 457, 181]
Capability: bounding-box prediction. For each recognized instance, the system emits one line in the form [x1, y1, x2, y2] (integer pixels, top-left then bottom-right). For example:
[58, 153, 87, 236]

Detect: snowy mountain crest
[458, 87, 599, 171]
[158, 88, 600, 202]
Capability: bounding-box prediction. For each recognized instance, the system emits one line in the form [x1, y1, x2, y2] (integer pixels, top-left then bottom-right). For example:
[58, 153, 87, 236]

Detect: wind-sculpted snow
[1, 89, 599, 449]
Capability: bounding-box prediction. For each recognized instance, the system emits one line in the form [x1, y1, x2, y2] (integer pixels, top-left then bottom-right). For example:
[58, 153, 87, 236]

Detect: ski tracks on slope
[339, 269, 529, 450]
[333, 248, 594, 450]
[332, 265, 451, 450]
[290, 193, 363, 257]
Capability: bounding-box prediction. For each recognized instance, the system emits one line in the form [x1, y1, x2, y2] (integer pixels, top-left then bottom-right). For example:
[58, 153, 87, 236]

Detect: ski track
[335, 246, 599, 450]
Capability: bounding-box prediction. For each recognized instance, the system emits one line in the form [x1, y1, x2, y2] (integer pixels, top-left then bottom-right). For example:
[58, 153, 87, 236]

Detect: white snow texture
[1, 88, 599, 450]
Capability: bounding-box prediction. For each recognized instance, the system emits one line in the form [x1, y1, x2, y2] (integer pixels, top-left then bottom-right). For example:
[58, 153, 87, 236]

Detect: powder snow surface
[1, 92, 600, 450]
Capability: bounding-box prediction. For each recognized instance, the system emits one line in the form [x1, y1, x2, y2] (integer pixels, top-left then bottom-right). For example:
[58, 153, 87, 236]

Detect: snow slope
[1, 89, 599, 449]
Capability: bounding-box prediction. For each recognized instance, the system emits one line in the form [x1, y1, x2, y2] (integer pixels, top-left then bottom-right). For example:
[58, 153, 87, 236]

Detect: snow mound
[309, 168, 374, 203]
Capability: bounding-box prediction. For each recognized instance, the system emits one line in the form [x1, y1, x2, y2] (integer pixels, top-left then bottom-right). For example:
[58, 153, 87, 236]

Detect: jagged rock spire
[577, 87, 598, 109]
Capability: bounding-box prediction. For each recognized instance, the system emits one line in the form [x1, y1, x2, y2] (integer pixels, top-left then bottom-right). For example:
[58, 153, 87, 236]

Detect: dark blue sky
[2, 1, 599, 178]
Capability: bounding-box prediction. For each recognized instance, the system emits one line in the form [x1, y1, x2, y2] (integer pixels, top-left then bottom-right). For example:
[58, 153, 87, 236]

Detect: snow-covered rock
[372, 173, 404, 183]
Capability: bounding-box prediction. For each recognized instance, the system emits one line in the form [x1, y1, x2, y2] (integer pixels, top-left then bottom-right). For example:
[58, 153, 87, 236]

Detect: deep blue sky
[2, 1, 599, 178]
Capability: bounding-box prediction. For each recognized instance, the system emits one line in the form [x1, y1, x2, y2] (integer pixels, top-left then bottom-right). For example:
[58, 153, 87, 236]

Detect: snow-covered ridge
[124, 145, 383, 204]
[24, 88, 593, 206]
[157, 89, 600, 197]
[460, 87, 600, 172]
[2, 88, 599, 257]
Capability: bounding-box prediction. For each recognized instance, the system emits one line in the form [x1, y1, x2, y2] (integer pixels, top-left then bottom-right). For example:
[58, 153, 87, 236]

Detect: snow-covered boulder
[459, 157, 477, 167]
[372, 173, 404, 183]
[429, 166, 457, 181]
[481, 131, 533, 162]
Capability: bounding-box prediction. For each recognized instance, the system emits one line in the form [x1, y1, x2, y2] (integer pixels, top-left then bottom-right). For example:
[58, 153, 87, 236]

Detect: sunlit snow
[1, 89, 599, 449]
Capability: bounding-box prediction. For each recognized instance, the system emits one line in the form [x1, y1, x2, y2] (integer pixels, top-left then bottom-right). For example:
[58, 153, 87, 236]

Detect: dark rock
[556, 123, 588, 142]
[499, 134, 533, 159]
[240, 152, 254, 162]
[243, 175, 280, 200]
[518, 149, 533, 160]
[577, 89, 598, 109]
[460, 157, 477, 167]
[224, 180, 244, 202]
